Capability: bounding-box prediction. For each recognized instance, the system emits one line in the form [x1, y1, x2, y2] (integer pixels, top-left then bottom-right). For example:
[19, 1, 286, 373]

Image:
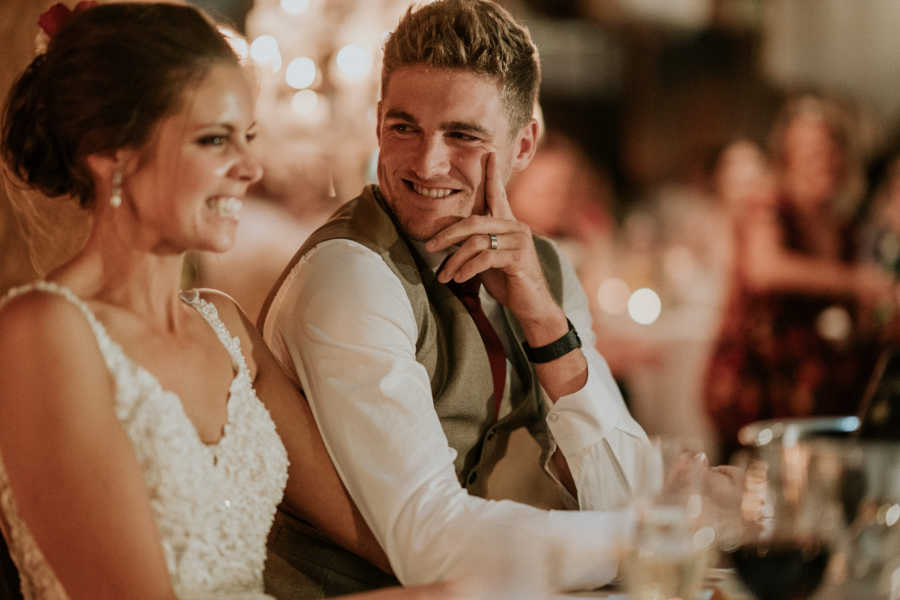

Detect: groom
[260, 0, 649, 595]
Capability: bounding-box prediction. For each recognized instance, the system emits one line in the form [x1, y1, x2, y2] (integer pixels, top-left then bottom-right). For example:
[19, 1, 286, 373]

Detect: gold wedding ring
[489, 233, 499, 250]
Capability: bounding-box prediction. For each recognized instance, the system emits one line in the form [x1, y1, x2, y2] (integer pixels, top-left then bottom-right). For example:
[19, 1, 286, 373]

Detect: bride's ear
[85, 149, 137, 207]
[85, 149, 135, 179]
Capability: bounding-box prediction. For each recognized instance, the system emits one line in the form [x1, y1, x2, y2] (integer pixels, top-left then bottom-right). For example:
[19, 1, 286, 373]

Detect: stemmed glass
[622, 436, 717, 600]
[817, 439, 900, 599]
[724, 440, 845, 600]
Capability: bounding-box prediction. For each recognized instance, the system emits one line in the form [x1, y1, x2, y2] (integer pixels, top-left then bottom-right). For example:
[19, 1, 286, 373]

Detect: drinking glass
[725, 440, 845, 600]
[622, 436, 717, 600]
[814, 439, 900, 599]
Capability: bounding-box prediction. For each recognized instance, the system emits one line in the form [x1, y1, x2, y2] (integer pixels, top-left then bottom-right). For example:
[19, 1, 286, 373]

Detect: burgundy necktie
[447, 277, 507, 422]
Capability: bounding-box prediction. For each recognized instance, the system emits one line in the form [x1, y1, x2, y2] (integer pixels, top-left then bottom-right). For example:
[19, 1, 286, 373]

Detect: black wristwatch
[522, 319, 582, 363]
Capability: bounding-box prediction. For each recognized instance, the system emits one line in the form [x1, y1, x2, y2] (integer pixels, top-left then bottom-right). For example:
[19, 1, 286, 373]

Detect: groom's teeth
[412, 183, 454, 198]
[208, 196, 242, 218]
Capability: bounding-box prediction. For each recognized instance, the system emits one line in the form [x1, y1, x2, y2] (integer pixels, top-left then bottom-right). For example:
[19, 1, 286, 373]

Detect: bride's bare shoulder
[0, 286, 95, 342]
[0, 287, 111, 407]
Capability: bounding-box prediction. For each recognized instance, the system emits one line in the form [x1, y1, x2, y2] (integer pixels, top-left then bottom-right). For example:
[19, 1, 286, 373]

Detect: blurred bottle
[856, 346, 900, 439]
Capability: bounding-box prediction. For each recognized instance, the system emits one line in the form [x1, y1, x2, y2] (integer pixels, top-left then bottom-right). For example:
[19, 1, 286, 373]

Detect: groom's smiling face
[376, 66, 525, 242]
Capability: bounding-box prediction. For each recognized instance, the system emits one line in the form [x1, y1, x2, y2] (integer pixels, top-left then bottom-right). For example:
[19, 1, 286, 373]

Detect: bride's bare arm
[0, 293, 176, 600]
[201, 291, 393, 574]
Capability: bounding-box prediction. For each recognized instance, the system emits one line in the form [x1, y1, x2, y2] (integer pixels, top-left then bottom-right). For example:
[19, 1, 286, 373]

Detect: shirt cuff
[541, 357, 649, 510]
[543, 357, 646, 459]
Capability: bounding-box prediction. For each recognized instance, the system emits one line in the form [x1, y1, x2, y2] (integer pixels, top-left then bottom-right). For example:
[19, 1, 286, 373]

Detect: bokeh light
[286, 57, 316, 89]
[291, 90, 328, 126]
[597, 278, 631, 315]
[335, 44, 371, 82]
[250, 35, 282, 72]
[280, 0, 310, 14]
[628, 288, 662, 325]
[816, 305, 851, 343]
[886, 504, 900, 527]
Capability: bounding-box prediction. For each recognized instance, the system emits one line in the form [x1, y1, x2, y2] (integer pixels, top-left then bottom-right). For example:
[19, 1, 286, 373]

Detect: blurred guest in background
[506, 129, 665, 377]
[860, 130, 900, 282]
[704, 95, 896, 458]
[506, 129, 615, 250]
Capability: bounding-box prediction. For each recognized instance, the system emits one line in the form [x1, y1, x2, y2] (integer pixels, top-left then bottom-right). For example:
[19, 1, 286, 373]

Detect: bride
[0, 3, 468, 599]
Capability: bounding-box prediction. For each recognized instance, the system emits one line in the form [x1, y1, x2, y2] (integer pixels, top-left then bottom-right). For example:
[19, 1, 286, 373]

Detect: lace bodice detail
[0, 281, 289, 599]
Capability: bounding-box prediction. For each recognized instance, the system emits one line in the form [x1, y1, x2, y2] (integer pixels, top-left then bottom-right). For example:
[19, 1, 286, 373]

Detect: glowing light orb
[290, 90, 327, 125]
[597, 278, 630, 315]
[886, 504, 900, 527]
[250, 35, 282, 72]
[286, 57, 316, 89]
[335, 44, 371, 82]
[816, 305, 852, 343]
[291, 89, 318, 115]
[281, 0, 309, 14]
[628, 288, 661, 325]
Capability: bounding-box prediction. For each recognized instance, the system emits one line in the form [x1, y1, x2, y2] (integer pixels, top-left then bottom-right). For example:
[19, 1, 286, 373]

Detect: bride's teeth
[209, 196, 242, 218]
[412, 183, 453, 198]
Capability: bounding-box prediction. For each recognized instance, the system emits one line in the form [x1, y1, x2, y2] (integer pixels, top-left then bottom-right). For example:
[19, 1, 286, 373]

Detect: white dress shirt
[263, 237, 649, 591]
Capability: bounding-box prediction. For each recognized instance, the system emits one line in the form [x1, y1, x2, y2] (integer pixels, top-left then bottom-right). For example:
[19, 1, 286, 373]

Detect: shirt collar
[409, 239, 491, 306]
[409, 239, 457, 274]
[373, 185, 454, 275]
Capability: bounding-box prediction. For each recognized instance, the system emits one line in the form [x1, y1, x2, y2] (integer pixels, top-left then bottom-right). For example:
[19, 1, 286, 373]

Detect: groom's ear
[375, 100, 383, 145]
[510, 118, 539, 174]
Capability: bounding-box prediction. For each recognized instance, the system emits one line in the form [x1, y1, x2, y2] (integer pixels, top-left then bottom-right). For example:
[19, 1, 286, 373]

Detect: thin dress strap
[0, 283, 251, 381]
[0, 281, 126, 375]
[178, 289, 250, 378]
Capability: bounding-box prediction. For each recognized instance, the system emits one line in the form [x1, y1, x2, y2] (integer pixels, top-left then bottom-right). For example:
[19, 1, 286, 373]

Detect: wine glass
[725, 440, 845, 600]
[622, 436, 717, 600]
[814, 438, 900, 599]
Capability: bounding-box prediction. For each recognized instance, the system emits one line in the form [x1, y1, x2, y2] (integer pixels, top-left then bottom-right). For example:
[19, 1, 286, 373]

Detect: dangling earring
[110, 170, 123, 208]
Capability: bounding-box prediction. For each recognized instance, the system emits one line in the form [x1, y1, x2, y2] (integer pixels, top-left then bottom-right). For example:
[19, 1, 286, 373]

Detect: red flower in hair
[38, 1, 97, 39]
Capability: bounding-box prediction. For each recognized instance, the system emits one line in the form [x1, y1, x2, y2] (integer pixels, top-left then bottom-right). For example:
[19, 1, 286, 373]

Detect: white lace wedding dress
[0, 281, 289, 599]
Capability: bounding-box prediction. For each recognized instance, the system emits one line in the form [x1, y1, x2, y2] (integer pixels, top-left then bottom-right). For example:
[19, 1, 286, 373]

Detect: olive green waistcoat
[261, 185, 566, 597]
[288, 185, 565, 491]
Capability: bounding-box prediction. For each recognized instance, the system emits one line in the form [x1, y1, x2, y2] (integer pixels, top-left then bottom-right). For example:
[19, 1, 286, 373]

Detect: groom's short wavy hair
[381, 0, 540, 133]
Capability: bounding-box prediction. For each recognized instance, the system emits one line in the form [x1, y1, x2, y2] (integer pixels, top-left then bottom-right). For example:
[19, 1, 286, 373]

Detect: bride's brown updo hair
[2, 3, 239, 207]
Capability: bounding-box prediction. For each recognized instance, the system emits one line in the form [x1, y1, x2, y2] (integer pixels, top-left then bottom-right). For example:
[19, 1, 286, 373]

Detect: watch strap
[522, 319, 582, 363]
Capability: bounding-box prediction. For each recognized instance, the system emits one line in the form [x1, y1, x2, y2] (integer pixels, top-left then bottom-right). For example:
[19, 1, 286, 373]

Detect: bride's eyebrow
[193, 121, 258, 134]
[194, 123, 236, 131]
